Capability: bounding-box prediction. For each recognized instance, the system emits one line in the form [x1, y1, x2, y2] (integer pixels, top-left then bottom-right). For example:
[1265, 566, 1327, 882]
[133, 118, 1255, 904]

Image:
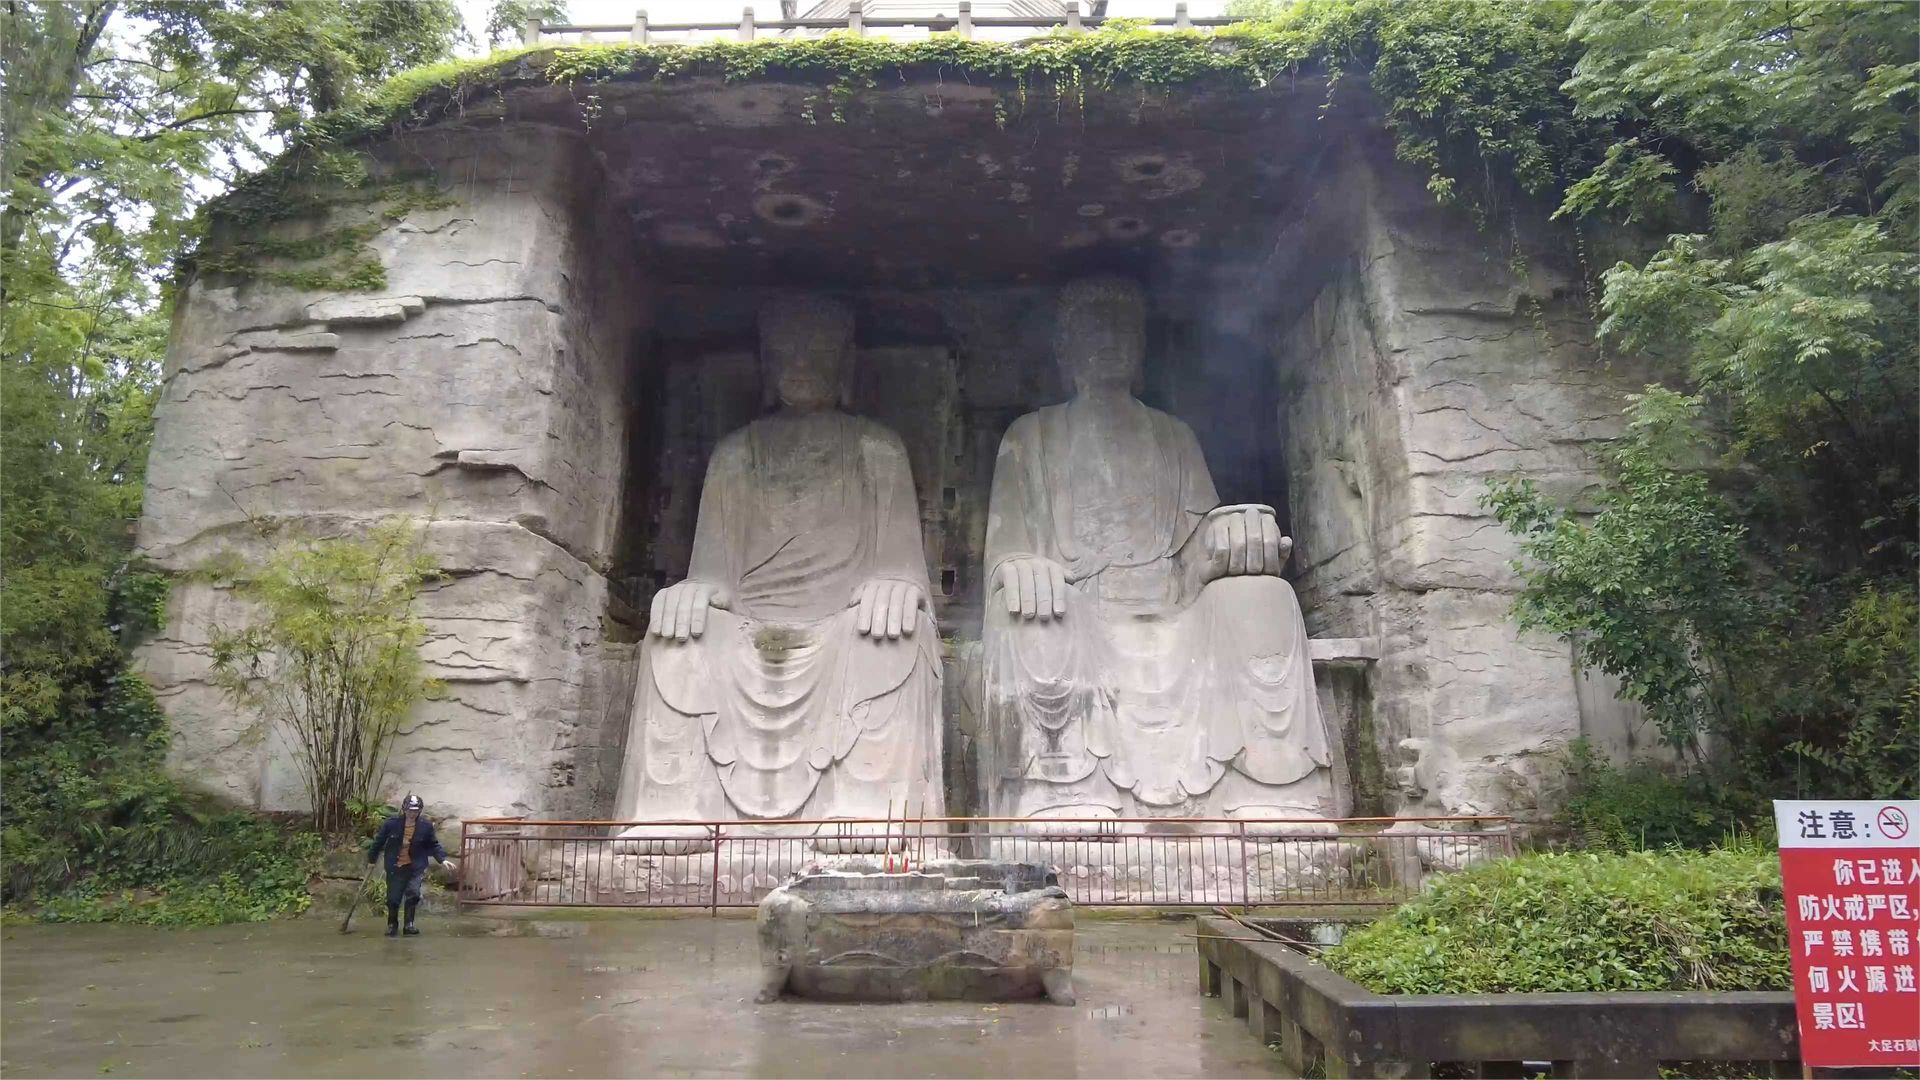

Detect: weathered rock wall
[135, 74, 1656, 830]
[136, 125, 645, 825]
[1272, 142, 1653, 820]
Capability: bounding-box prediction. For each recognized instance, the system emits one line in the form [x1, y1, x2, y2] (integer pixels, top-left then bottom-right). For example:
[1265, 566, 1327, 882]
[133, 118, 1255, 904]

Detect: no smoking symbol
[1878, 806, 1910, 840]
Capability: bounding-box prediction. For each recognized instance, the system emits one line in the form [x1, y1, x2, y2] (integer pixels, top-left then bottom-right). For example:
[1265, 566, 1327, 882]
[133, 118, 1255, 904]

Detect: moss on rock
[186, 0, 1593, 292]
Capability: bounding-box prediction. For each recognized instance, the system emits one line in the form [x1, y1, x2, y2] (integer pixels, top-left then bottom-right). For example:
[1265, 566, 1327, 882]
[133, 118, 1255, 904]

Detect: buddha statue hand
[849, 578, 927, 639]
[648, 580, 734, 641]
[1182, 504, 1291, 586]
[992, 555, 1071, 621]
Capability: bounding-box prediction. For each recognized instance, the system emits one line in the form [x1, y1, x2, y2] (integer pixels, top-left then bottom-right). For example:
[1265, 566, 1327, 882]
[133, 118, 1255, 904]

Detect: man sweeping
[366, 794, 449, 937]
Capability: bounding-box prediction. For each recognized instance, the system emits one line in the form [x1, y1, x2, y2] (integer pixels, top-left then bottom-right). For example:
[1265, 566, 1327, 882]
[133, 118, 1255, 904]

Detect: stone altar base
[992, 836, 1356, 905]
[522, 843, 958, 906]
[756, 860, 1076, 1005]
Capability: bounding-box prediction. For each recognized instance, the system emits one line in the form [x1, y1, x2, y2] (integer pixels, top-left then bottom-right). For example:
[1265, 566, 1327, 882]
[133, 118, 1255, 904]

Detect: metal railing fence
[457, 815, 1512, 912]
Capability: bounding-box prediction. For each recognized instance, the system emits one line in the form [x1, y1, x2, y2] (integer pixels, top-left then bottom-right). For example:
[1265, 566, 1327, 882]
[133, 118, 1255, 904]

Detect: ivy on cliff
[198, 0, 1596, 286]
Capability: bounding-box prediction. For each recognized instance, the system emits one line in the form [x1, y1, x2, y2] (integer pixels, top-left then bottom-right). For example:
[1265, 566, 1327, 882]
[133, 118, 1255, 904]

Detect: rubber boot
[403, 898, 420, 936]
[385, 902, 400, 937]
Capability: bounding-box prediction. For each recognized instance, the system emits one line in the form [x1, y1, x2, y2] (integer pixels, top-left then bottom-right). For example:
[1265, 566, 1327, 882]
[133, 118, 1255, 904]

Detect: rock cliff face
[1269, 146, 1653, 821]
[137, 70, 1654, 829]
[137, 126, 644, 824]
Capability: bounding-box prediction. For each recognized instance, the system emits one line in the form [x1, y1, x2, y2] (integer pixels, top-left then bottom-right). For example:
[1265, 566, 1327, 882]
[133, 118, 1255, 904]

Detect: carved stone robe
[982, 397, 1333, 819]
[614, 411, 942, 826]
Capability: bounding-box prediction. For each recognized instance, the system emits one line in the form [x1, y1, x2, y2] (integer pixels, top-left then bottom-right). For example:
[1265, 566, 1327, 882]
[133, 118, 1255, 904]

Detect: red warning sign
[1776, 800, 1920, 1069]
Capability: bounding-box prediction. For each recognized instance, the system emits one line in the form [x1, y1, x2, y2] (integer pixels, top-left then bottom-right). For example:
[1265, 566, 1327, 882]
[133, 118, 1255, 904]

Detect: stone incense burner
[755, 859, 1076, 1004]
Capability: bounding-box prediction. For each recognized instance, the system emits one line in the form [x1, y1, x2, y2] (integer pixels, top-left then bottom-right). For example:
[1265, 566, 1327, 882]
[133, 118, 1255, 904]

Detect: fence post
[709, 825, 723, 916]
[1065, 0, 1082, 32]
[1238, 820, 1251, 909]
[459, 827, 473, 903]
[521, 17, 542, 45]
[1173, 1, 1191, 29]
[632, 10, 649, 41]
[956, 0, 972, 37]
[739, 6, 755, 40]
[848, 0, 863, 34]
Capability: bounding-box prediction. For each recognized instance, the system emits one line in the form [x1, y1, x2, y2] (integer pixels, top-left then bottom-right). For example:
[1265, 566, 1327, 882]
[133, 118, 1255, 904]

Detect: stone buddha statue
[613, 295, 943, 853]
[981, 276, 1335, 831]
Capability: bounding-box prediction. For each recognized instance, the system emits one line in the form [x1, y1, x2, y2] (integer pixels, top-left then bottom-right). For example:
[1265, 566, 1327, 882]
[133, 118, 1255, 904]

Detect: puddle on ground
[2, 919, 1293, 1078]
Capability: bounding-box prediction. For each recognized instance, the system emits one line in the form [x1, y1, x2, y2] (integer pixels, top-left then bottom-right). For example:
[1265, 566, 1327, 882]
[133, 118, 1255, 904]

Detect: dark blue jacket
[367, 813, 448, 872]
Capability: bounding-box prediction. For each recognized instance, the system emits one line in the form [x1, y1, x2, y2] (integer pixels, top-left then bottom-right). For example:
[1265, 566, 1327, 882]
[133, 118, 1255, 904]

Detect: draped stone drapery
[614, 412, 942, 827]
[982, 398, 1333, 821]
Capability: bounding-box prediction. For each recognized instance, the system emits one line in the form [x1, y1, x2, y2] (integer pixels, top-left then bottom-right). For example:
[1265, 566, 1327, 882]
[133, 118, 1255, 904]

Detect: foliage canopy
[1, 0, 461, 921]
[1482, 0, 1917, 810]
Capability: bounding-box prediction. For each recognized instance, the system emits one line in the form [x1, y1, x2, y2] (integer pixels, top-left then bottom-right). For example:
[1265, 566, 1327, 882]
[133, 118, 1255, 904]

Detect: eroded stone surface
[136, 73, 1654, 836]
[1270, 142, 1658, 820]
[137, 126, 643, 826]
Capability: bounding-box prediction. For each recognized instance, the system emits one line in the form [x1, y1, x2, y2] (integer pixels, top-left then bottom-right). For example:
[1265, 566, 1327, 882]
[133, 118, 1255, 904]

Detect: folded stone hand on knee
[1200, 505, 1290, 582]
[648, 580, 732, 641]
[994, 556, 1070, 621]
[849, 579, 926, 639]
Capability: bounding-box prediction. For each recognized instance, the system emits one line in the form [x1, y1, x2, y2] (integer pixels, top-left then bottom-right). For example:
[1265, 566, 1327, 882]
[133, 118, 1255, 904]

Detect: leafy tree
[3, 2, 461, 309]
[1486, 390, 1757, 752]
[207, 522, 443, 838]
[1, 0, 459, 918]
[1489, 0, 1918, 807]
[484, 0, 570, 49]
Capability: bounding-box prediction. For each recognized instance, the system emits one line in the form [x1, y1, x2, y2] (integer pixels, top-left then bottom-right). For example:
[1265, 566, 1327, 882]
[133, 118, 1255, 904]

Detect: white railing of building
[521, 3, 1245, 45]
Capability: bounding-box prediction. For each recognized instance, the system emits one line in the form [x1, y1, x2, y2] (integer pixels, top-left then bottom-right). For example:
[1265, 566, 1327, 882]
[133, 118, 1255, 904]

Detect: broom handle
[340, 862, 376, 932]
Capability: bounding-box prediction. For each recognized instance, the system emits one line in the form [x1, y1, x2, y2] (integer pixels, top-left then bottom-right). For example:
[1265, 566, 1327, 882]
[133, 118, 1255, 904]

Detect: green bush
[1323, 848, 1789, 994]
[1556, 739, 1748, 852]
[1, 674, 324, 925]
[2, 2, 463, 927]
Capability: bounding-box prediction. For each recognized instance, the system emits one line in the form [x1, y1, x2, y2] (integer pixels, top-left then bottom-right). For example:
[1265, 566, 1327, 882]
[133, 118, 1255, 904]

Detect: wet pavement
[0, 915, 1287, 1078]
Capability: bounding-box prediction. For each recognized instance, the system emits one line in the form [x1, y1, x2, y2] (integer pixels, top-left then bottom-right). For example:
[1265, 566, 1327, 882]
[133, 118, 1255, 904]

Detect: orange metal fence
[456, 815, 1512, 911]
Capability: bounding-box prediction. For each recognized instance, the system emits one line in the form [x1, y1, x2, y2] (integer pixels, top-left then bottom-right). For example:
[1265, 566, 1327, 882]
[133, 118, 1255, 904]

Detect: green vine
[186, 1, 1618, 291]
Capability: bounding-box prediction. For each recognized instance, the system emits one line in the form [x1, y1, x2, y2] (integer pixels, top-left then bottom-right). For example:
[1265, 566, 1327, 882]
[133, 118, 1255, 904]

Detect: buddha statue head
[760, 294, 856, 411]
[1055, 275, 1147, 398]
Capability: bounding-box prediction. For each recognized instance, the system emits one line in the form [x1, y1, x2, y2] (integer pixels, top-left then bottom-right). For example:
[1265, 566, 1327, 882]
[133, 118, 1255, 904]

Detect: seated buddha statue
[981, 277, 1335, 834]
[612, 295, 942, 853]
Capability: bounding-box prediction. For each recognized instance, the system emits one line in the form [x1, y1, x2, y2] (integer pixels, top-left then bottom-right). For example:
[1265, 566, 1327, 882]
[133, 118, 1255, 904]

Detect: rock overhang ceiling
[421, 72, 1338, 290]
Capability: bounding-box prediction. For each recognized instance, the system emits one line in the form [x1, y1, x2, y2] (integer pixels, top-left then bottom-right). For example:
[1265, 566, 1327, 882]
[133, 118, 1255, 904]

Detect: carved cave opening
[139, 71, 1645, 827]
[568, 79, 1368, 815]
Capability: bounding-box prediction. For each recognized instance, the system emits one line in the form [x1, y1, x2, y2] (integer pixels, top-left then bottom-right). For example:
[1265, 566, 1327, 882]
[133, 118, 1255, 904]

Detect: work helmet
[403, 794, 424, 812]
